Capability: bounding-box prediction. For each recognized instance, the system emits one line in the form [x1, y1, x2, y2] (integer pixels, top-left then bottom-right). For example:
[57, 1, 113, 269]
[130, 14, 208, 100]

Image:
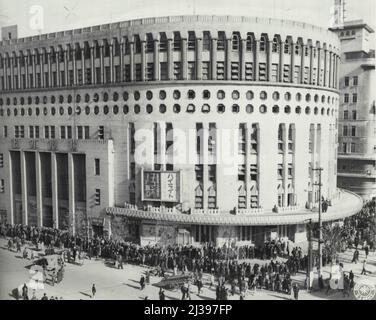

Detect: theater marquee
[141, 169, 181, 202]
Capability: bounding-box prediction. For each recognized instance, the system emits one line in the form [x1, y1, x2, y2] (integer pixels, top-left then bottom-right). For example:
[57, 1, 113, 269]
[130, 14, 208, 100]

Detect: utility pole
[313, 167, 323, 279]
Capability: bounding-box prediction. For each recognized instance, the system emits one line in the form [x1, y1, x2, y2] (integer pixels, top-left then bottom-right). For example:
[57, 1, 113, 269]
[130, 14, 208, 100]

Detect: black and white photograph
[0, 0, 375, 303]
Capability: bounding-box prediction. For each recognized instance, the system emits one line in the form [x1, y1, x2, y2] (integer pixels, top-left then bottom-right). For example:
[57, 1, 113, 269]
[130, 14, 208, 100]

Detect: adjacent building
[331, 20, 376, 201]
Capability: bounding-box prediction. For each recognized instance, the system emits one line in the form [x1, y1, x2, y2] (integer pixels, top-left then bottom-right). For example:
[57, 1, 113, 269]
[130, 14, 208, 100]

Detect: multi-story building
[0, 15, 363, 246]
[331, 20, 376, 201]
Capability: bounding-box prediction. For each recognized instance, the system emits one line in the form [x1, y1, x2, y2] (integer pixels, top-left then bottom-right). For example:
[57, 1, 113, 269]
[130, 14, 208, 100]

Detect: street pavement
[0, 238, 375, 300]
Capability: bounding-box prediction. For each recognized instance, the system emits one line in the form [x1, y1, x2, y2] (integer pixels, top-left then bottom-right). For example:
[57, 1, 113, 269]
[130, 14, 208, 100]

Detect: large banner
[142, 170, 181, 202]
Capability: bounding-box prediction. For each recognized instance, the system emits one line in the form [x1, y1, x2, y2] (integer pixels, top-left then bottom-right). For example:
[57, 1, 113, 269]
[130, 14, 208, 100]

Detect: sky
[0, 0, 375, 39]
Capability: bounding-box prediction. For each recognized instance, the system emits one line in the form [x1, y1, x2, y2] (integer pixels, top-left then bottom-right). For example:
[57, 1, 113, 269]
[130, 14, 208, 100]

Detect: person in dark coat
[22, 284, 28, 300]
[293, 283, 299, 300]
[91, 284, 96, 298]
[159, 288, 165, 300]
[140, 275, 145, 290]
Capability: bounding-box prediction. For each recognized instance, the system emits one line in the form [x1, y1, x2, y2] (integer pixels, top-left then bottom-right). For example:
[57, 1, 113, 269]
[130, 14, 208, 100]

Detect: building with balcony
[0, 15, 363, 246]
[330, 20, 376, 201]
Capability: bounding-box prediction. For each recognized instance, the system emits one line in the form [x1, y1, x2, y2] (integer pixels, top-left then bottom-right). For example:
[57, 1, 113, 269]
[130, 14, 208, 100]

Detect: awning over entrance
[106, 190, 363, 226]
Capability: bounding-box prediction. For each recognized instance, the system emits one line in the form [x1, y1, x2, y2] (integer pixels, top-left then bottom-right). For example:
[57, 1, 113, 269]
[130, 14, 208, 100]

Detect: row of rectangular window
[342, 125, 357, 137]
[343, 93, 358, 103]
[9, 125, 106, 140]
[344, 76, 358, 87]
[0, 60, 325, 89]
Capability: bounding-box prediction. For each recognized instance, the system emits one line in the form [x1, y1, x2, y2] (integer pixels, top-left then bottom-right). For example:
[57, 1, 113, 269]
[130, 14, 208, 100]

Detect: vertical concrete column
[25, 55, 29, 89]
[309, 45, 314, 85]
[10, 54, 14, 90]
[167, 38, 173, 80]
[72, 49, 77, 85]
[241, 39, 247, 81]
[282, 126, 288, 207]
[202, 123, 209, 210]
[254, 40, 259, 81]
[245, 123, 251, 208]
[153, 40, 159, 81]
[3, 57, 7, 90]
[55, 52, 60, 87]
[47, 50, 52, 87]
[159, 122, 166, 170]
[8, 152, 14, 225]
[328, 51, 332, 88]
[258, 122, 278, 209]
[226, 39, 232, 80]
[211, 38, 217, 80]
[68, 153, 76, 235]
[40, 51, 45, 88]
[129, 42, 135, 81]
[110, 43, 114, 83]
[323, 49, 328, 87]
[51, 153, 59, 229]
[196, 38, 202, 80]
[181, 38, 187, 80]
[90, 46, 95, 85]
[20, 151, 28, 225]
[32, 53, 36, 88]
[141, 40, 146, 82]
[64, 50, 68, 86]
[317, 48, 321, 86]
[300, 45, 305, 84]
[120, 40, 124, 82]
[267, 40, 272, 82]
[100, 45, 104, 84]
[290, 43, 295, 83]
[17, 54, 21, 89]
[35, 152, 43, 227]
[81, 47, 85, 85]
[279, 41, 284, 82]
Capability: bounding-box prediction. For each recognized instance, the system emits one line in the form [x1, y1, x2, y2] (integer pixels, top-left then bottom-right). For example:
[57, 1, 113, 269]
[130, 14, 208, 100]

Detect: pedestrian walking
[293, 283, 299, 300]
[140, 275, 145, 290]
[91, 284, 96, 298]
[159, 288, 165, 300]
[361, 260, 367, 275]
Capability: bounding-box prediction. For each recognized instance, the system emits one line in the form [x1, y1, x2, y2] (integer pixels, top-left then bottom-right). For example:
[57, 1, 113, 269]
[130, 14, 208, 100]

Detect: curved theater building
[0, 15, 363, 246]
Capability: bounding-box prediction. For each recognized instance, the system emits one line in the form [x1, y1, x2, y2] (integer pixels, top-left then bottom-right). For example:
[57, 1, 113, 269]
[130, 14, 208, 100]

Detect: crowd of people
[1, 199, 374, 300]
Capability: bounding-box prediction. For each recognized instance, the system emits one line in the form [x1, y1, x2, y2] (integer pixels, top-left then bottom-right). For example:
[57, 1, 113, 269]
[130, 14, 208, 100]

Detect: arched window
[217, 90, 225, 100]
[173, 32, 181, 51]
[246, 33, 253, 51]
[159, 33, 168, 52]
[159, 104, 166, 114]
[202, 104, 210, 113]
[217, 104, 225, 113]
[260, 35, 266, 52]
[146, 104, 153, 114]
[273, 105, 280, 114]
[272, 37, 279, 53]
[246, 105, 254, 114]
[273, 92, 280, 101]
[246, 91, 254, 100]
[284, 39, 291, 54]
[188, 31, 196, 51]
[232, 32, 240, 51]
[187, 104, 195, 113]
[146, 33, 154, 53]
[285, 105, 291, 114]
[173, 104, 181, 113]
[203, 31, 211, 51]
[232, 104, 239, 113]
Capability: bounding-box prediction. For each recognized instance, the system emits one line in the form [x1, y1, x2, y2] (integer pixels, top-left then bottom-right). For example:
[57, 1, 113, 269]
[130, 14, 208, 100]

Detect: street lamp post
[313, 167, 323, 279]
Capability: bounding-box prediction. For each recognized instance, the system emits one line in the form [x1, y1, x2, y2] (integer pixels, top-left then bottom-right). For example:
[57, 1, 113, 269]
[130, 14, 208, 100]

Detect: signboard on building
[141, 169, 181, 202]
